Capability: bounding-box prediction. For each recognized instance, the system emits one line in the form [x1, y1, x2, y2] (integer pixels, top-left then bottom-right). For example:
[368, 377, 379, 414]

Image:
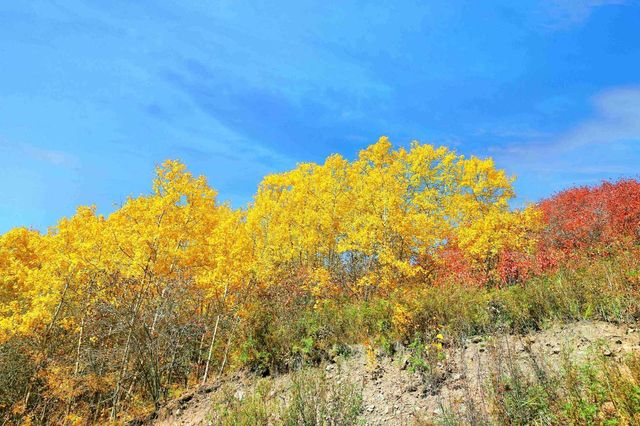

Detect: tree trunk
[201, 283, 229, 385]
[201, 312, 221, 385]
[110, 286, 144, 420]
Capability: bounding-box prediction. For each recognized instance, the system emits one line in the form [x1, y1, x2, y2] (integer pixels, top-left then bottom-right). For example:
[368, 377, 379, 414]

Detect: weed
[283, 369, 363, 425]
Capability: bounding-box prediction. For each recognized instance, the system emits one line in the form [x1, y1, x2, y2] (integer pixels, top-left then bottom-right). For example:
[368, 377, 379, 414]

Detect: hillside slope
[149, 321, 640, 425]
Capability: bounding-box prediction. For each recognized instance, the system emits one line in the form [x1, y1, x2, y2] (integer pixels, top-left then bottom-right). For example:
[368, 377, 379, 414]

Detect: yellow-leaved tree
[248, 137, 539, 297]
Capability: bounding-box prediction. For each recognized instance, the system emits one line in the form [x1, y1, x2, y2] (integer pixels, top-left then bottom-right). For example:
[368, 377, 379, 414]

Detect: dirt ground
[149, 321, 640, 426]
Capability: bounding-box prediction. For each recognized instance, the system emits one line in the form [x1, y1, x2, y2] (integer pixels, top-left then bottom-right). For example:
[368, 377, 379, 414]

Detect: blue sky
[1, 0, 639, 232]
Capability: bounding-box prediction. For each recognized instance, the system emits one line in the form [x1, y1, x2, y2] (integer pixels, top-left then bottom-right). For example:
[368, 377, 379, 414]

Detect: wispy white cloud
[500, 85, 640, 153]
[561, 86, 640, 148]
[489, 85, 640, 180]
[25, 145, 78, 168]
[0, 139, 79, 169]
[474, 126, 552, 140]
[541, 0, 630, 29]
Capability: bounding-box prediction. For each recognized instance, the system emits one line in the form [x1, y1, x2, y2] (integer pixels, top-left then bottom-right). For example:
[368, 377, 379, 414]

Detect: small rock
[552, 348, 560, 354]
[471, 336, 483, 344]
[367, 405, 375, 412]
[234, 389, 245, 401]
[175, 409, 181, 416]
[400, 357, 410, 370]
[603, 348, 612, 357]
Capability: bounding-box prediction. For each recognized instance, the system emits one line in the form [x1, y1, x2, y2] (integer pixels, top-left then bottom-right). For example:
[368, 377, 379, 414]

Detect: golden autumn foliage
[0, 227, 48, 339]
[249, 137, 540, 295]
[0, 138, 546, 423]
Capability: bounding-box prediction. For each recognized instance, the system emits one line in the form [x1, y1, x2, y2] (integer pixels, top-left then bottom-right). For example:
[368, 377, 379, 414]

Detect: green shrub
[213, 380, 276, 426]
[210, 369, 362, 426]
[282, 369, 362, 426]
[483, 349, 640, 425]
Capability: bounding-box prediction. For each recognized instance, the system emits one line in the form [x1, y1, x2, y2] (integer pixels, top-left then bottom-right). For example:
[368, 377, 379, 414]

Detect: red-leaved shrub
[539, 178, 640, 256]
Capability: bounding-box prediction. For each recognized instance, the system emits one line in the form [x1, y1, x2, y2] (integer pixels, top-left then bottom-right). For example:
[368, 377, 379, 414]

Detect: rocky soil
[148, 321, 640, 425]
